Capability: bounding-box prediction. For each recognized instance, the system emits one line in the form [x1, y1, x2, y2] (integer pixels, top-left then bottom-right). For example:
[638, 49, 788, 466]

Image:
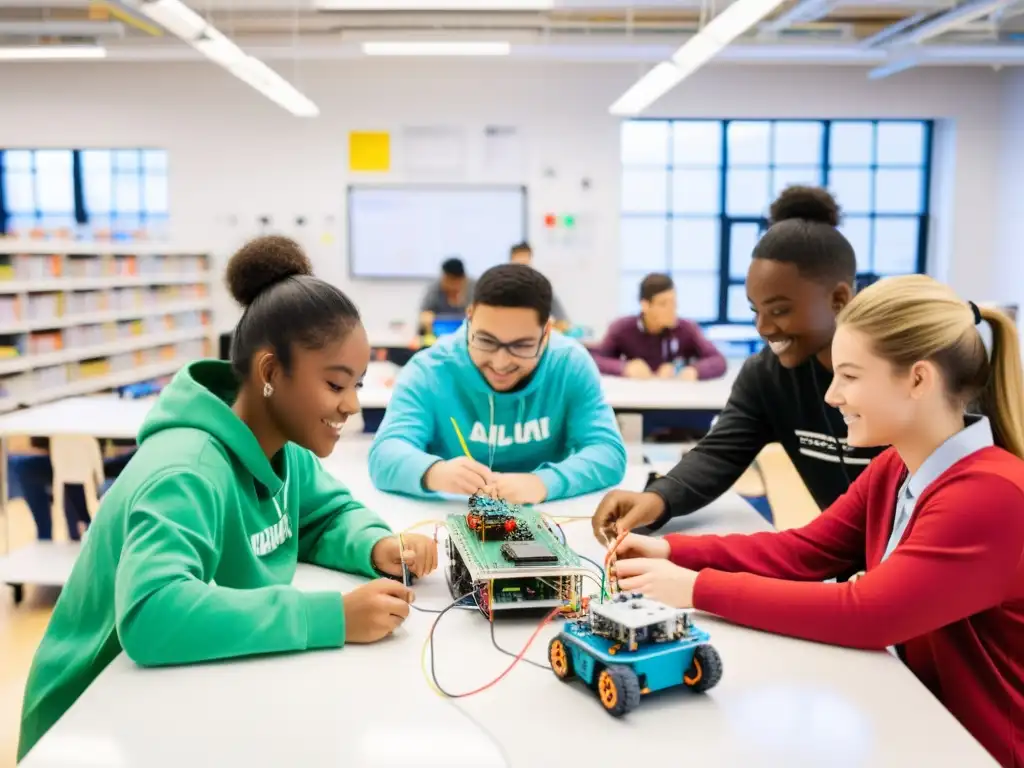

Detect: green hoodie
[17, 360, 393, 762]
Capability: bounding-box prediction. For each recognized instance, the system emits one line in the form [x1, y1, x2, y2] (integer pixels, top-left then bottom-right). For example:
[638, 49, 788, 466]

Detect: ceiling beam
[865, 0, 1018, 47]
[0, 20, 125, 37]
[759, 0, 845, 32]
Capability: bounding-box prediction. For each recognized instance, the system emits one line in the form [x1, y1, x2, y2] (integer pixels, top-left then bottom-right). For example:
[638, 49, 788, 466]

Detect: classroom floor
[0, 498, 55, 768]
[0, 443, 816, 768]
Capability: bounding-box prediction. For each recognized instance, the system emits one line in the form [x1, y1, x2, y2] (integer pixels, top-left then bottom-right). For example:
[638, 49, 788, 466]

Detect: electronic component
[465, 493, 533, 541]
[501, 541, 558, 565]
[446, 497, 588, 617]
[549, 592, 723, 717]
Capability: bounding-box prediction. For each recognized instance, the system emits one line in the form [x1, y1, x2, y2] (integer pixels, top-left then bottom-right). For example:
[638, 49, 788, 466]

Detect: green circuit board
[445, 506, 583, 579]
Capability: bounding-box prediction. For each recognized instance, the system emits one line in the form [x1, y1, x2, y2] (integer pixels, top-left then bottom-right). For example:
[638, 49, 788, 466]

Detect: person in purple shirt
[590, 273, 727, 380]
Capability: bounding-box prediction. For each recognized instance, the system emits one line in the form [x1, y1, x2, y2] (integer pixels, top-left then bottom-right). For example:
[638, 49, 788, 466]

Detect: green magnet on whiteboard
[562, 215, 576, 228]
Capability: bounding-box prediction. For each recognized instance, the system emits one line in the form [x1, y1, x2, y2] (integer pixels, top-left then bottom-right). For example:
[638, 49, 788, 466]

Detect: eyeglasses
[468, 330, 545, 359]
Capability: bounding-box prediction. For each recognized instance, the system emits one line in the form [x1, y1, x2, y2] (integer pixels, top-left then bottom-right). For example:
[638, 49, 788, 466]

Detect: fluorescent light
[194, 28, 246, 68]
[137, 0, 207, 40]
[362, 41, 511, 56]
[609, 0, 787, 115]
[609, 62, 685, 116]
[229, 58, 320, 117]
[124, 0, 318, 117]
[319, 0, 549, 8]
[680, 0, 784, 58]
[0, 45, 107, 60]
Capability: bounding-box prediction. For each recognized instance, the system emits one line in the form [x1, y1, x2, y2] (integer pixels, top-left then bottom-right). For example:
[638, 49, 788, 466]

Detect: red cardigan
[669, 446, 1024, 767]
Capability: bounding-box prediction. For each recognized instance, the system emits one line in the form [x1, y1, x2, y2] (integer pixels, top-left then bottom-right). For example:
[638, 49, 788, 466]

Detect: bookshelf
[0, 240, 215, 412]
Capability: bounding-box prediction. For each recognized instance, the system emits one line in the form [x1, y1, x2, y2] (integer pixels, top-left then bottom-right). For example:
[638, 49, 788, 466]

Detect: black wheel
[684, 644, 723, 693]
[595, 665, 641, 717]
[548, 637, 575, 681]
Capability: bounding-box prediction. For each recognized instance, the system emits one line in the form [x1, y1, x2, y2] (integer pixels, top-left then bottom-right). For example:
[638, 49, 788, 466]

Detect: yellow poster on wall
[349, 131, 391, 172]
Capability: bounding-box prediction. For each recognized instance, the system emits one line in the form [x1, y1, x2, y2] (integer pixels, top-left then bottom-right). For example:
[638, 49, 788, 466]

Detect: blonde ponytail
[976, 306, 1024, 459]
[839, 275, 1024, 459]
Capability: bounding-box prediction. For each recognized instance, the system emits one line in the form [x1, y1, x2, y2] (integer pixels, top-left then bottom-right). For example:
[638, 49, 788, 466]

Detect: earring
[263, 382, 274, 398]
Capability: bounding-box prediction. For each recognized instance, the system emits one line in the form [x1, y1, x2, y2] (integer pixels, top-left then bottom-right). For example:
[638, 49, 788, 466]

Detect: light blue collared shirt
[882, 414, 994, 561]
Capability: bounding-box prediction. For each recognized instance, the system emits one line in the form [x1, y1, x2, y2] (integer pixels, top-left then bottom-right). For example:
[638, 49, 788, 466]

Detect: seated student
[590, 273, 726, 381]
[369, 263, 626, 504]
[419, 257, 474, 335]
[9, 440, 135, 541]
[509, 241, 570, 330]
[592, 186, 885, 542]
[610, 275, 1024, 768]
[18, 236, 438, 762]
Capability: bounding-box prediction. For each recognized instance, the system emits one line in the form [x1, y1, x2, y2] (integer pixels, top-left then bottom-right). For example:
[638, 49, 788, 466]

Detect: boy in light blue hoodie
[369, 264, 626, 504]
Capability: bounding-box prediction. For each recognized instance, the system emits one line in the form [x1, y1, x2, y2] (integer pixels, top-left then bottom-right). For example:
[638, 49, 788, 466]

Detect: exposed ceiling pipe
[865, 0, 1018, 47]
[0, 20, 126, 37]
[759, 0, 844, 33]
[858, 10, 930, 46]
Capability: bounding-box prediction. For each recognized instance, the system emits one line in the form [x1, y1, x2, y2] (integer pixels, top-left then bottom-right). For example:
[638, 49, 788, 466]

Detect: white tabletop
[0, 395, 155, 440]
[0, 361, 736, 436]
[359, 361, 739, 411]
[20, 445, 996, 767]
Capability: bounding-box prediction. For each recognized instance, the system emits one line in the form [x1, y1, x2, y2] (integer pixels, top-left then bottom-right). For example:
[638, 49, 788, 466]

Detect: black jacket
[647, 347, 885, 528]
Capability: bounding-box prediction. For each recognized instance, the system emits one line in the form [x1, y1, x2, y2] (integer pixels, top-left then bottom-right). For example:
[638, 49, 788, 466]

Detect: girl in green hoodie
[18, 236, 437, 762]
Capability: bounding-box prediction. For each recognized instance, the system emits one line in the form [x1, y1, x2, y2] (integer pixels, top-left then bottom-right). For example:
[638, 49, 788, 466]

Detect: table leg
[1, 435, 8, 555]
[9, 583, 23, 605]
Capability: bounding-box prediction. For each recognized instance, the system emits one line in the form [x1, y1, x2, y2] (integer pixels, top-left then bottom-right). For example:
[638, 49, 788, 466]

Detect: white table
[358, 361, 739, 412]
[0, 395, 153, 596]
[20, 449, 996, 767]
[0, 395, 152, 441]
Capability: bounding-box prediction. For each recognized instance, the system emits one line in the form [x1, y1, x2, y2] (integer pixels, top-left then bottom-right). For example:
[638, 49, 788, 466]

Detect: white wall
[0, 60, 1006, 333]
[995, 68, 1024, 316]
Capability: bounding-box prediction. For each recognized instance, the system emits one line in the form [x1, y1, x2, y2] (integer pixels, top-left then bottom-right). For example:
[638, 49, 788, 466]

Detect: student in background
[8, 439, 135, 541]
[19, 236, 437, 761]
[369, 263, 626, 505]
[592, 186, 885, 540]
[590, 273, 726, 381]
[509, 241, 570, 330]
[611, 275, 1024, 768]
[419, 257, 474, 335]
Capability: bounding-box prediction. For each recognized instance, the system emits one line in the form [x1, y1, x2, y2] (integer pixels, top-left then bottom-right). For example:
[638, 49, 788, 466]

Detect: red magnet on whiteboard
[544, 213, 557, 228]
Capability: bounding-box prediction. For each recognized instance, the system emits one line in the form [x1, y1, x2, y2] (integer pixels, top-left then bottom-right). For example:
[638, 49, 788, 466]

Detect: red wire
[604, 530, 629, 566]
[432, 605, 563, 699]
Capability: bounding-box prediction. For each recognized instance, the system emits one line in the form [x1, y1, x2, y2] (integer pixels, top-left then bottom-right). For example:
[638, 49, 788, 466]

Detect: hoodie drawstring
[484, 396, 526, 471]
[487, 395, 496, 470]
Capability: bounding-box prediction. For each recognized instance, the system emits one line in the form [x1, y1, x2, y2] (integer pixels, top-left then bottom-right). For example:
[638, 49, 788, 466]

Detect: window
[0, 148, 169, 240]
[619, 119, 933, 323]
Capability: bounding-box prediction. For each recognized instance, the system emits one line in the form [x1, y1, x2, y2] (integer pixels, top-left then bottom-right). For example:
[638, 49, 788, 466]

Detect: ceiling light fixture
[362, 41, 512, 56]
[126, 0, 318, 117]
[608, 0, 787, 116]
[317, 1, 549, 9]
[0, 45, 107, 60]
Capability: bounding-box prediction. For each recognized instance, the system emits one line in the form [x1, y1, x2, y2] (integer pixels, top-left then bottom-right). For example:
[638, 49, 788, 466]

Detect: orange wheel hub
[598, 670, 618, 709]
[684, 657, 703, 685]
[549, 640, 569, 677]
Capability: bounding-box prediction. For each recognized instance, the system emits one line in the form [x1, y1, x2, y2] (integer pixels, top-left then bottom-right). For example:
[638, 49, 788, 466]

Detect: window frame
[620, 118, 934, 324]
[0, 147, 169, 237]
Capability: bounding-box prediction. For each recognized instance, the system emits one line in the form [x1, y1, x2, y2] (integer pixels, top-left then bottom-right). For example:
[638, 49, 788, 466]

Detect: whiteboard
[347, 185, 527, 279]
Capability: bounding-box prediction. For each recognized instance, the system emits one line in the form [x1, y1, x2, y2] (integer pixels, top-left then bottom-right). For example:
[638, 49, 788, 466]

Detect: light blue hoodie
[368, 325, 626, 501]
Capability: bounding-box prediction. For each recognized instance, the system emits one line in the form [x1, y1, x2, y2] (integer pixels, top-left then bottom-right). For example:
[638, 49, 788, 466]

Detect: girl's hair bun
[225, 235, 313, 307]
[769, 185, 841, 228]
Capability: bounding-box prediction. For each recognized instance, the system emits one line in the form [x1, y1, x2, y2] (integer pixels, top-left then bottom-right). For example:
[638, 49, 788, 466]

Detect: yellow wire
[450, 416, 473, 459]
[399, 518, 448, 534]
[420, 622, 446, 698]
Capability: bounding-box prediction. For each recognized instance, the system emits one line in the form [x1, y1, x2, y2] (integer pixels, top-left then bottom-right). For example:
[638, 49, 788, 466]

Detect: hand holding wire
[604, 530, 629, 594]
[372, 533, 438, 580]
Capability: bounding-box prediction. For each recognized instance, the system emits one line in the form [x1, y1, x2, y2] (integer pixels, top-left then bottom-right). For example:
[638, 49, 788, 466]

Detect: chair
[48, 435, 105, 525]
[756, 443, 820, 530]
